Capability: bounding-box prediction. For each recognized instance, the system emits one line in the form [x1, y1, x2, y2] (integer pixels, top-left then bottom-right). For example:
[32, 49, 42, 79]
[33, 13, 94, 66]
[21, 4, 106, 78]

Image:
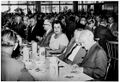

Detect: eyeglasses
[43, 24, 50, 26]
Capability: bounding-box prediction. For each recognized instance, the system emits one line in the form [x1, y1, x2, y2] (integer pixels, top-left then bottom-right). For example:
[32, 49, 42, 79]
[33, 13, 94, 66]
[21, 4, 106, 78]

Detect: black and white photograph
[1, 1, 118, 81]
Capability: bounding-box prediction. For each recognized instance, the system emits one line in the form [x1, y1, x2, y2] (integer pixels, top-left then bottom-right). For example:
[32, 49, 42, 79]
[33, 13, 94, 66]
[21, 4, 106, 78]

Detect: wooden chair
[104, 59, 111, 80]
[106, 41, 118, 69]
[106, 41, 118, 80]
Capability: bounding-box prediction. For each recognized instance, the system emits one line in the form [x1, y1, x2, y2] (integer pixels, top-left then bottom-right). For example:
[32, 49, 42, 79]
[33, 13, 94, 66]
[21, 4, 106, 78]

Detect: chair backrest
[105, 41, 118, 80]
[106, 41, 118, 60]
[104, 59, 111, 80]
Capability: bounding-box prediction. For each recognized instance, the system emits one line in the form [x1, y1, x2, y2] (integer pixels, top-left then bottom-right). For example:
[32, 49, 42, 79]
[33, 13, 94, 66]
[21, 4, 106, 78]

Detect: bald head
[79, 30, 94, 41]
[79, 30, 95, 50]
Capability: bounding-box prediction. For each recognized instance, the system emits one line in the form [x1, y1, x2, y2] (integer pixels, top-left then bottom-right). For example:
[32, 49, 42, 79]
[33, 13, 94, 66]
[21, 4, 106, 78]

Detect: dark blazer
[12, 22, 26, 39]
[58, 37, 75, 60]
[94, 25, 117, 55]
[94, 25, 116, 41]
[27, 24, 42, 42]
[79, 43, 107, 80]
[108, 23, 118, 33]
[39, 30, 54, 47]
[58, 37, 86, 64]
[72, 47, 86, 64]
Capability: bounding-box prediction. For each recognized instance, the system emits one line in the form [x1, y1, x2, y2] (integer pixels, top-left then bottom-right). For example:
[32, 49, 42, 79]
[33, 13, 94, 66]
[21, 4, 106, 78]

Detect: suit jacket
[72, 47, 86, 64]
[12, 22, 26, 39]
[94, 25, 116, 41]
[108, 23, 118, 33]
[58, 37, 86, 64]
[79, 43, 107, 80]
[39, 30, 54, 47]
[27, 24, 41, 42]
[58, 37, 75, 60]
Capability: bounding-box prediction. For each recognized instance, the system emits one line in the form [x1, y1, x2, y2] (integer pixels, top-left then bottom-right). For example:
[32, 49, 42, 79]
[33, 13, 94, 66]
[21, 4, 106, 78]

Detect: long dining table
[23, 56, 93, 81]
[21, 42, 93, 81]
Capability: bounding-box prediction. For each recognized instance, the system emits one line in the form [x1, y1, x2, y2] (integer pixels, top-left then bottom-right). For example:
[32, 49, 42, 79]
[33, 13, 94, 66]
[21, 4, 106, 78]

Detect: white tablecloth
[25, 57, 93, 81]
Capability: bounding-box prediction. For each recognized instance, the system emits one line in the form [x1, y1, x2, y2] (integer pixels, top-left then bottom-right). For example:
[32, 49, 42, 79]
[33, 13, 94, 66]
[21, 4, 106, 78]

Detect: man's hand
[71, 64, 83, 73]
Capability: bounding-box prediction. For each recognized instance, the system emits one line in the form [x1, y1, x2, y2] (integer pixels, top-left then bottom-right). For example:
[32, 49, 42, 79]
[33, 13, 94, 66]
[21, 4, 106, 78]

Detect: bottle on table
[23, 46, 30, 62]
[49, 56, 59, 80]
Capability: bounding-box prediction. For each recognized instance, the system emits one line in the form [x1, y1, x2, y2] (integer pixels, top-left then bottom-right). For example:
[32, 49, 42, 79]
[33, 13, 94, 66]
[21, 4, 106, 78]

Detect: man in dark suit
[107, 16, 118, 36]
[38, 19, 54, 47]
[78, 30, 107, 80]
[27, 17, 43, 42]
[94, 25, 117, 56]
[12, 16, 26, 39]
[58, 29, 86, 64]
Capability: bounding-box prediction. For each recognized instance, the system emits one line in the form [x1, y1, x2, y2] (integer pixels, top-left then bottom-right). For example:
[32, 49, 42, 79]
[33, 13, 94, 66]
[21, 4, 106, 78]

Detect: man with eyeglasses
[38, 19, 54, 47]
[1, 30, 34, 81]
[27, 17, 44, 42]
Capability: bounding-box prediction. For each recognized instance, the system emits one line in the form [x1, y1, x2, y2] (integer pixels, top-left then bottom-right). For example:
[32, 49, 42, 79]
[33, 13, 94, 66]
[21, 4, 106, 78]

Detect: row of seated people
[37, 17, 117, 56]
[2, 14, 117, 81]
[2, 12, 118, 42]
[31, 17, 117, 80]
[2, 27, 115, 81]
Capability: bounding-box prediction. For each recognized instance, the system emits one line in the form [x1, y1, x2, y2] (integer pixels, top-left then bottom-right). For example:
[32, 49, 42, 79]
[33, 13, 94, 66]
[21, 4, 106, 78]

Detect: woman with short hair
[46, 20, 69, 55]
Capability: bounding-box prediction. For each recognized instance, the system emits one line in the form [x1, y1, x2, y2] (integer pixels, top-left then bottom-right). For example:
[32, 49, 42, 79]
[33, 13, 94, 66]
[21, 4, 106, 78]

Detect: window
[1, 1, 9, 4]
[1, 6, 9, 12]
[18, 1, 27, 4]
[52, 5, 59, 13]
[10, 6, 18, 12]
[83, 1, 96, 4]
[60, 5, 73, 12]
[78, 5, 82, 11]
[83, 5, 87, 11]
[90, 5, 94, 9]
[41, 5, 51, 13]
[28, 6, 36, 13]
[41, 1, 50, 4]
[18, 5, 27, 14]
[60, 1, 73, 4]
[10, 1, 18, 4]
[78, 1, 82, 4]
[52, 1, 59, 4]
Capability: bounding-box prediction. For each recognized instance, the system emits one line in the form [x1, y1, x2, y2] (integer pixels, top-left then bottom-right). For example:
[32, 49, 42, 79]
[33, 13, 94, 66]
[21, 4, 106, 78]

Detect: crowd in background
[2, 9, 118, 51]
[2, 9, 118, 39]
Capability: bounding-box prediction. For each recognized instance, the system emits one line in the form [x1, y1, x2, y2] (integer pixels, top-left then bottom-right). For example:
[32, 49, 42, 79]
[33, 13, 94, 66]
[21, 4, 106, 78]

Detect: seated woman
[46, 20, 69, 55]
[1, 29, 34, 81]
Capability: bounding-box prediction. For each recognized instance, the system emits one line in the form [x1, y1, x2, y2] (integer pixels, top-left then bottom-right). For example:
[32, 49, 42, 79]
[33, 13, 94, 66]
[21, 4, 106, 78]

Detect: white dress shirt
[68, 43, 81, 61]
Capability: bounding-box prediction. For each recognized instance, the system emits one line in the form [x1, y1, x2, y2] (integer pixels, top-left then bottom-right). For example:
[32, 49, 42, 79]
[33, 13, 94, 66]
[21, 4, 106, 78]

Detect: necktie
[65, 44, 78, 58]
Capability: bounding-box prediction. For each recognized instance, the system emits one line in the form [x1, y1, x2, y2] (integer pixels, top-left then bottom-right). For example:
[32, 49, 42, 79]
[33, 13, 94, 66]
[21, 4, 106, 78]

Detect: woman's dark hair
[52, 20, 65, 33]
